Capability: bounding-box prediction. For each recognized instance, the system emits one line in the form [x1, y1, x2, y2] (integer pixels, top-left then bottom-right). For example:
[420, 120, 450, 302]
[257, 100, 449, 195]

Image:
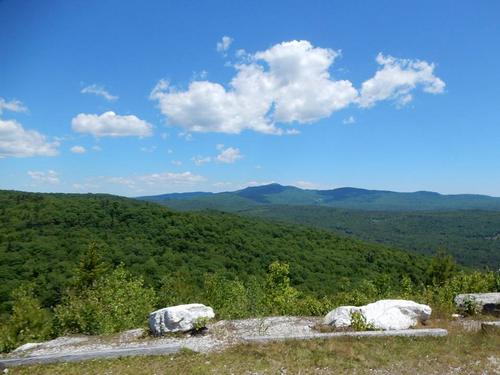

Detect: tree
[265, 261, 299, 315]
[426, 249, 457, 286]
[54, 265, 157, 335]
[74, 242, 108, 291]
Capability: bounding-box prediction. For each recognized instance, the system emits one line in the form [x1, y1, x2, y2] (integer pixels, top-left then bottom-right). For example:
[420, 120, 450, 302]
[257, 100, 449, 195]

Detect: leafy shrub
[203, 273, 250, 319]
[460, 297, 481, 316]
[54, 266, 156, 335]
[350, 311, 375, 331]
[192, 316, 212, 332]
[0, 284, 52, 352]
[157, 271, 203, 308]
[265, 262, 300, 315]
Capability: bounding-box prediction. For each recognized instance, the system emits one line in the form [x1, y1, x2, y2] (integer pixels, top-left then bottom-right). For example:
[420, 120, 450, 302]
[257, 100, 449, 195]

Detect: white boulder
[323, 306, 359, 328]
[324, 299, 432, 330]
[149, 303, 215, 335]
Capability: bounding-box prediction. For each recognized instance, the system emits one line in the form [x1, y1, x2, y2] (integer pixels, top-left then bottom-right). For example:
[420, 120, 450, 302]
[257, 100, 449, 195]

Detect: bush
[350, 311, 375, 331]
[54, 266, 156, 335]
[0, 284, 52, 352]
[265, 262, 300, 315]
[157, 271, 203, 308]
[203, 273, 250, 319]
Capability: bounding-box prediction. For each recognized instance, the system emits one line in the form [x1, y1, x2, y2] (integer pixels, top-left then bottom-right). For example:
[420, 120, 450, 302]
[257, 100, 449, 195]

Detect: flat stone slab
[481, 321, 500, 334]
[0, 344, 181, 368]
[242, 328, 448, 343]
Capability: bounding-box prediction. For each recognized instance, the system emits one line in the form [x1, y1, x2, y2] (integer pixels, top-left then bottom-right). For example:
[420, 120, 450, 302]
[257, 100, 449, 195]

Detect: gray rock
[454, 293, 500, 315]
[149, 303, 215, 335]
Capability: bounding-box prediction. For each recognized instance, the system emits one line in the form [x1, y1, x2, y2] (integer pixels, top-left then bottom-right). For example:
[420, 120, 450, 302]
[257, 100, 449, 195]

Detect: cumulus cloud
[0, 118, 59, 157]
[0, 98, 28, 114]
[71, 111, 153, 137]
[28, 170, 60, 185]
[216, 146, 243, 163]
[81, 84, 118, 101]
[151, 40, 357, 135]
[216, 36, 233, 54]
[191, 144, 243, 166]
[150, 40, 445, 135]
[358, 53, 445, 108]
[70, 145, 86, 154]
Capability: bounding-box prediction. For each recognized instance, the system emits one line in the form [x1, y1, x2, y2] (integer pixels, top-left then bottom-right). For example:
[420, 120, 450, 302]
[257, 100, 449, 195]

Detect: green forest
[0, 190, 428, 315]
[237, 205, 500, 269]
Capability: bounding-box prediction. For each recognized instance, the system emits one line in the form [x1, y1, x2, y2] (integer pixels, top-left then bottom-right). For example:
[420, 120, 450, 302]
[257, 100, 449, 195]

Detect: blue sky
[1, 0, 500, 196]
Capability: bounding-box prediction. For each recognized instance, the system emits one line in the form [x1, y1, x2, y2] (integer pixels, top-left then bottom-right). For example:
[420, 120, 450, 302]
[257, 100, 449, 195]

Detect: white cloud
[81, 84, 118, 101]
[171, 160, 182, 166]
[73, 171, 206, 195]
[150, 41, 358, 135]
[192, 155, 212, 166]
[137, 171, 205, 186]
[70, 145, 86, 154]
[0, 98, 28, 114]
[151, 41, 445, 135]
[192, 144, 242, 166]
[216, 36, 233, 54]
[216, 146, 242, 164]
[294, 180, 320, 189]
[0, 118, 59, 157]
[105, 171, 204, 188]
[72, 111, 153, 137]
[28, 170, 60, 185]
[358, 53, 445, 108]
[343, 116, 356, 124]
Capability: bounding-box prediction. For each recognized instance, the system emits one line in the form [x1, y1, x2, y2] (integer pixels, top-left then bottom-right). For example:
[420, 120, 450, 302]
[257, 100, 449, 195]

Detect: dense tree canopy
[0, 190, 429, 315]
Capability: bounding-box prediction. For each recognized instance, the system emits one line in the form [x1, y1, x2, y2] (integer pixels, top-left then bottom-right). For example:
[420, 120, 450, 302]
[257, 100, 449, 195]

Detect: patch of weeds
[192, 317, 212, 335]
[313, 323, 337, 333]
[459, 297, 482, 317]
[350, 311, 375, 331]
[257, 318, 269, 335]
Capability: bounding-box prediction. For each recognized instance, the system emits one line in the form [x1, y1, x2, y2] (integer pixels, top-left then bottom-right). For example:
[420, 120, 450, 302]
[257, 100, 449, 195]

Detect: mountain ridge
[137, 183, 500, 211]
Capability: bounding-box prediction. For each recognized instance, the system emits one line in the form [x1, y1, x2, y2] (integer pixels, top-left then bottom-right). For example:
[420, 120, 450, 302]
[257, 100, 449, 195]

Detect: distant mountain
[138, 183, 500, 211]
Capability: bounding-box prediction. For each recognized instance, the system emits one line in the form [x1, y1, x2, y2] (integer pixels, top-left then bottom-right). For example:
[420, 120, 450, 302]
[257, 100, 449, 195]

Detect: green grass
[9, 327, 500, 374]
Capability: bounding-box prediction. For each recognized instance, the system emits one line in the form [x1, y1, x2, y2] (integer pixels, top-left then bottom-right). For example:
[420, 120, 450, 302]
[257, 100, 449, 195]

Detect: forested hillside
[139, 185, 500, 269]
[237, 206, 500, 269]
[0, 190, 430, 315]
